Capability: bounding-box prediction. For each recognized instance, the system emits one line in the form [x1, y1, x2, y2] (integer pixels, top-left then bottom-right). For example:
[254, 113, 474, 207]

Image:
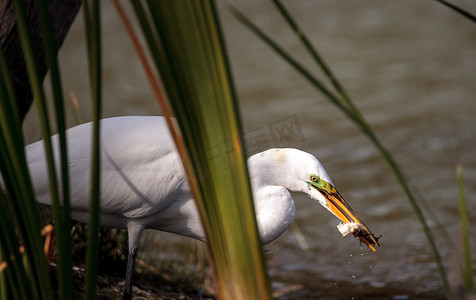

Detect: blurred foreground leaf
[131, 0, 271, 299]
[82, 0, 103, 299]
[456, 165, 474, 293]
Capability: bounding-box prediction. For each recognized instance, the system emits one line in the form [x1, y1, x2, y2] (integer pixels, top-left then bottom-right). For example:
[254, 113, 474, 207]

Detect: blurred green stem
[83, 0, 102, 299]
[434, 0, 476, 23]
[35, 0, 74, 297]
[130, 1, 271, 298]
[456, 164, 474, 293]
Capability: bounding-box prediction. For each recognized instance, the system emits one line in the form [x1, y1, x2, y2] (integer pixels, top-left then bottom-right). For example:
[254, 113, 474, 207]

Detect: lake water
[23, 1, 476, 298]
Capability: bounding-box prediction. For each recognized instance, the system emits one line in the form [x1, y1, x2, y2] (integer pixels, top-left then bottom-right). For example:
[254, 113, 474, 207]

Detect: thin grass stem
[228, 5, 352, 121]
[83, 1, 102, 299]
[271, 0, 362, 117]
[435, 0, 476, 23]
[456, 164, 474, 293]
[35, 0, 74, 298]
[9, 0, 67, 298]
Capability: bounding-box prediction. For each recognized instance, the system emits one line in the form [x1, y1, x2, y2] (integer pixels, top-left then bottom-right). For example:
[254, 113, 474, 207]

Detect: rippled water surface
[23, 1, 476, 298]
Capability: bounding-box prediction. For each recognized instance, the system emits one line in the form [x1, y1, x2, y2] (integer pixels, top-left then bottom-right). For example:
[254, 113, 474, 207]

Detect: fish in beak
[307, 174, 380, 251]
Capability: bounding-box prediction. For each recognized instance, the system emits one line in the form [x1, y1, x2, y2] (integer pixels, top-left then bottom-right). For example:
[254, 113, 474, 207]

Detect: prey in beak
[307, 174, 381, 251]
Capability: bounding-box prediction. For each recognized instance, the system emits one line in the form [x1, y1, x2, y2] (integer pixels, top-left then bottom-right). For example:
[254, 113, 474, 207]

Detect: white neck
[252, 185, 296, 244]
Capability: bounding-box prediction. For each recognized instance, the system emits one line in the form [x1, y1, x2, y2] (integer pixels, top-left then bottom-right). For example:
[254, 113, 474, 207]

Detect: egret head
[248, 148, 380, 251]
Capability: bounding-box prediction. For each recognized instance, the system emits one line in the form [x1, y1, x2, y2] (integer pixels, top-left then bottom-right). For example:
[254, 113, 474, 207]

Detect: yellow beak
[320, 188, 380, 251]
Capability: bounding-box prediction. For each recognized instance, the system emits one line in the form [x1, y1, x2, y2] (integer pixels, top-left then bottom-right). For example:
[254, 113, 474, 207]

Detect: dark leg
[122, 222, 144, 300]
[122, 247, 137, 300]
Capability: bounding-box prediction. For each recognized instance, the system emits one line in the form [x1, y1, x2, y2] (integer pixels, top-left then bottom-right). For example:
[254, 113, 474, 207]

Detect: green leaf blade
[134, 1, 271, 298]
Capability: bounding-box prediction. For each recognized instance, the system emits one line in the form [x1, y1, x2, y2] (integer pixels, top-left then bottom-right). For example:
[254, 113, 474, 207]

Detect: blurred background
[23, 0, 476, 298]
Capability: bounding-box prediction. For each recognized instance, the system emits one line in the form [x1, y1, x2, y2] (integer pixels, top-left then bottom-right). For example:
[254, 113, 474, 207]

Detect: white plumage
[26, 116, 378, 299]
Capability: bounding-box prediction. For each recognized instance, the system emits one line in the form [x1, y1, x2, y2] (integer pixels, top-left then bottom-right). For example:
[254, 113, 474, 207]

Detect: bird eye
[309, 174, 319, 182]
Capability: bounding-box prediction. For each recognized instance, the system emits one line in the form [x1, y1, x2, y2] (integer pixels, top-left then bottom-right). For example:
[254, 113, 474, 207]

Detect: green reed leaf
[35, 1, 74, 297]
[131, 1, 271, 298]
[82, 1, 102, 299]
[456, 164, 474, 293]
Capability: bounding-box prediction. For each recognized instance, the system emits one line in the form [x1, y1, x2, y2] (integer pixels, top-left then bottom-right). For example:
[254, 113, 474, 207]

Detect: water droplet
[370, 265, 374, 270]
[352, 274, 356, 279]
[349, 253, 353, 257]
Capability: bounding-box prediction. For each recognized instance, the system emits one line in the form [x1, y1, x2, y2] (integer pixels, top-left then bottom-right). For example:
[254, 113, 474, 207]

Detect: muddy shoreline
[62, 264, 445, 299]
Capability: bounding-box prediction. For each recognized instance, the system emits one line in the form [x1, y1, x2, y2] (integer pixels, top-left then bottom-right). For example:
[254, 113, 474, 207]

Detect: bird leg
[123, 247, 137, 300]
[122, 222, 144, 300]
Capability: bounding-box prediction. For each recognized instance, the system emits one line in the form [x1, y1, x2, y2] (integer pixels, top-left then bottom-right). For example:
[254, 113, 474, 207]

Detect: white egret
[26, 116, 379, 299]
